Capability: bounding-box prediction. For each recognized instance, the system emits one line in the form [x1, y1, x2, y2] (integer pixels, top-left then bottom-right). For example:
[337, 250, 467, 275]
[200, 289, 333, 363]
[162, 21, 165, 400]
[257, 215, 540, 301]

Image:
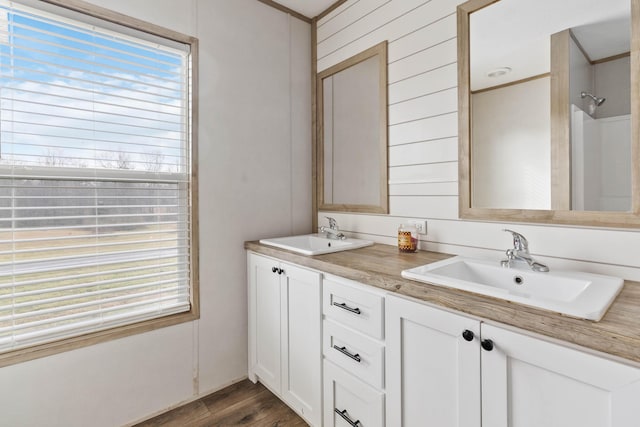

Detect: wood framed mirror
[458, 0, 640, 227]
[316, 41, 388, 214]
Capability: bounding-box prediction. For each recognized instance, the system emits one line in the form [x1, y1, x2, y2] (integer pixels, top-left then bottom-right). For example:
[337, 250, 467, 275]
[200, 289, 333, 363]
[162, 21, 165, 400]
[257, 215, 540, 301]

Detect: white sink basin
[260, 233, 374, 256]
[401, 256, 624, 321]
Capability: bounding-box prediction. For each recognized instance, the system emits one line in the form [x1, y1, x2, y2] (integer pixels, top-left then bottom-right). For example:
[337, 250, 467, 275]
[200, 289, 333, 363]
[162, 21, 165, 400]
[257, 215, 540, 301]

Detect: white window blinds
[0, 0, 193, 352]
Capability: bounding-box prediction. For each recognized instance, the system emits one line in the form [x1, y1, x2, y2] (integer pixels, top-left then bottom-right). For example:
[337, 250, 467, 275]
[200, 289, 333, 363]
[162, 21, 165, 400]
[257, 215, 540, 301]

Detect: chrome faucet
[319, 216, 346, 240]
[500, 229, 549, 272]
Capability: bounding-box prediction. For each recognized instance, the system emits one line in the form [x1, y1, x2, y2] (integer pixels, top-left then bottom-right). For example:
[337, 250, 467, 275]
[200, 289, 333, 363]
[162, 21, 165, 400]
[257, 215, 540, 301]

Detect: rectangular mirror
[317, 41, 388, 214]
[458, 0, 640, 227]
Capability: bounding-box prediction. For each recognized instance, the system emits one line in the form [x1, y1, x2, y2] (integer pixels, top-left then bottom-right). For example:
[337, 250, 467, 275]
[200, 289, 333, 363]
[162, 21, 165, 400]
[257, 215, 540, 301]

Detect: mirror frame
[316, 41, 389, 214]
[457, 0, 640, 228]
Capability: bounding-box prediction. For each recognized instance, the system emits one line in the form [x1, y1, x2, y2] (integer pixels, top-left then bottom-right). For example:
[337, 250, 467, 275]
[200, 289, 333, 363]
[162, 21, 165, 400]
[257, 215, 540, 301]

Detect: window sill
[0, 309, 200, 368]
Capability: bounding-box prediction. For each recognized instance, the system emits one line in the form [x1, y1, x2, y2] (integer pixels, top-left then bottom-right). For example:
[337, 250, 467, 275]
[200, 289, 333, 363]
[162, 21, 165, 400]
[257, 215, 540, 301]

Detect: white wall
[569, 35, 594, 112]
[0, 1, 311, 426]
[570, 35, 630, 120]
[594, 56, 631, 119]
[471, 78, 551, 209]
[317, 0, 640, 282]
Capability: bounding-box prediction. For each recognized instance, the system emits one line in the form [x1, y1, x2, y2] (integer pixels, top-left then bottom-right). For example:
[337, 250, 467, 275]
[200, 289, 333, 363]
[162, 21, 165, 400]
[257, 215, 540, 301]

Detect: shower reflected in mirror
[581, 91, 606, 115]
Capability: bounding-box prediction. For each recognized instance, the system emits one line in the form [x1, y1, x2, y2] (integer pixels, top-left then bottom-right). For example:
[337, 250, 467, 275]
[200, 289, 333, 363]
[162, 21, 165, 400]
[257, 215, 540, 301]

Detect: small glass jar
[398, 224, 418, 253]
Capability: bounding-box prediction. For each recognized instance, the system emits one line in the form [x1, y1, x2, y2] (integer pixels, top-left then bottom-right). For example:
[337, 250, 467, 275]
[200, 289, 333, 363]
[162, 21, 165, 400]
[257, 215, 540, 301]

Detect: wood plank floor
[133, 380, 308, 427]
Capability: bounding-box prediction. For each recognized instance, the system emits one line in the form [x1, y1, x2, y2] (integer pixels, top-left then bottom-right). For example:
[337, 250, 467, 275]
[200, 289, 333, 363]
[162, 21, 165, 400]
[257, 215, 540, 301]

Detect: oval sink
[401, 256, 624, 321]
[260, 233, 374, 256]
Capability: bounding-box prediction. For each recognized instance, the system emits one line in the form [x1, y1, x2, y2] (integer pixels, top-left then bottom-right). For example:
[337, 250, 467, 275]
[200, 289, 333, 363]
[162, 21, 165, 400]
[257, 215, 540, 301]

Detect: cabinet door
[247, 254, 282, 393]
[386, 295, 481, 427]
[481, 324, 640, 427]
[281, 262, 322, 426]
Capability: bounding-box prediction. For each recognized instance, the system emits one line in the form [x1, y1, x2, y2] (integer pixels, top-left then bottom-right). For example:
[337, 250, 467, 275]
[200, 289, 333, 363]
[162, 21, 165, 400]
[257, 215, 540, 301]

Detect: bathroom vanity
[246, 241, 640, 427]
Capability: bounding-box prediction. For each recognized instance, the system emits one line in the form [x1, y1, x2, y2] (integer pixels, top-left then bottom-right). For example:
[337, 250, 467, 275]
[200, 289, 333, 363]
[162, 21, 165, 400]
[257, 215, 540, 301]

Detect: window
[0, 0, 198, 362]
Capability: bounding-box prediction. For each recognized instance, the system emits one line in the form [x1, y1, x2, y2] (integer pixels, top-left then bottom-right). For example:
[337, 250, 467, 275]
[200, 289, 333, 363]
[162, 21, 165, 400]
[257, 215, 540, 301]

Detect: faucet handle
[325, 216, 338, 230]
[503, 229, 528, 251]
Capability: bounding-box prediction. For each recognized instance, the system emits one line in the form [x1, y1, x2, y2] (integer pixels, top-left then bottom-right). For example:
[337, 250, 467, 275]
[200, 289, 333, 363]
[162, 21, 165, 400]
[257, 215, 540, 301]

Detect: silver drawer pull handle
[333, 345, 362, 363]
[335, 408, 361, 427]
[333, 301, 361, 315]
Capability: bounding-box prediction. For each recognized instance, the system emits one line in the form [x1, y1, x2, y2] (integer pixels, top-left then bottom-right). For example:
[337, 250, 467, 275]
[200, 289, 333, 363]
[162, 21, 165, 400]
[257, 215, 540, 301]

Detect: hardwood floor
[133, 380, 308, 427]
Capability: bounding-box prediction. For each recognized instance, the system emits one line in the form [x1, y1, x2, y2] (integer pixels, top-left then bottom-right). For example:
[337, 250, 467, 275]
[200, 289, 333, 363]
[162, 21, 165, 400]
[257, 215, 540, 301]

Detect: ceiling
[470, 0, 630, 91]
[272, 0, 338, 18]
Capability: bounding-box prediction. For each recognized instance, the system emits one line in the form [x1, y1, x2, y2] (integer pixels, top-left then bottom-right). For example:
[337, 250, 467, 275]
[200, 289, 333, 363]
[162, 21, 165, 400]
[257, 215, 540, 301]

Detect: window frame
[0, 0, 199, 367]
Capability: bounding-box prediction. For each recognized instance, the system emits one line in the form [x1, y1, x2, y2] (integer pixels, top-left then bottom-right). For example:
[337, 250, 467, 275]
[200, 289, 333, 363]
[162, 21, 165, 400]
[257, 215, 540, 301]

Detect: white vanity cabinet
[322, 275, 386, 427]
[247, 253, 322, 426]
[246, 245, 640, 427]
[386, 294, 640, 427]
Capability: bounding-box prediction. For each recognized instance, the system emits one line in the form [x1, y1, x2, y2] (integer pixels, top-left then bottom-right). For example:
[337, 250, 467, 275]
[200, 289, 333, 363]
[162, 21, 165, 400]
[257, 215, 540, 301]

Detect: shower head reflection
[581, 91, 606, 107]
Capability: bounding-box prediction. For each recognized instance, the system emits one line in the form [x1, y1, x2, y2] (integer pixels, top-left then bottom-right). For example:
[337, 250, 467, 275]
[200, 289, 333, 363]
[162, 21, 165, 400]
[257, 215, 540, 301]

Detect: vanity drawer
[323, 360, 384, 427]
[323, 276, 384, 340]
[323, 319, 384, 390]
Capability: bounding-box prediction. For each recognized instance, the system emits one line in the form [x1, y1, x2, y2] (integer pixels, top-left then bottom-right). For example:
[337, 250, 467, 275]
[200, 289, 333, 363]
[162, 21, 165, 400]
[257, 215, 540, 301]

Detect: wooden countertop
[246, 241, 640, 365]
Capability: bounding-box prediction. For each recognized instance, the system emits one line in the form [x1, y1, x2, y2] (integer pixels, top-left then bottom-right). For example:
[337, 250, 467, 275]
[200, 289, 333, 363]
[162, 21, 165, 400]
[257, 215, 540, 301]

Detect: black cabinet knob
[278, 268, 285, 275]
[462, 330, 475, 342]
[272, 267, 278, 273]
[481, 339, 494, 351]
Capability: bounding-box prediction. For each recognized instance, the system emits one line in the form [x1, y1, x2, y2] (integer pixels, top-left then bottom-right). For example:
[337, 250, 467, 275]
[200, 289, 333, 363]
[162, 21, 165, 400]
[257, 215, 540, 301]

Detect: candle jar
[398, 224, 418, 253]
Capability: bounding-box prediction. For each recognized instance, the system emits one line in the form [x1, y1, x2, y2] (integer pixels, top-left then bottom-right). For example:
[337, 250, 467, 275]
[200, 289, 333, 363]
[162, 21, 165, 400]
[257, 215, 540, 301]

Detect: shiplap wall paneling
[389, 182, 458, 196]
[388, 38, 457, 83]
[389, 162, 457, 184]
[389, 88, 458, 124]
[317, 0, 389, 42]
[317, 0, 640, 284]
[389, 137, 458, 165]
[318, 0, 428, 60]
[389, 63, 457, 103]
[390, 196, 458, 219]
[389, 113, 458, 146]
[318, 0, 463, 226]
[388, 13, 456, 62]
[318, 0, 458, 72]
